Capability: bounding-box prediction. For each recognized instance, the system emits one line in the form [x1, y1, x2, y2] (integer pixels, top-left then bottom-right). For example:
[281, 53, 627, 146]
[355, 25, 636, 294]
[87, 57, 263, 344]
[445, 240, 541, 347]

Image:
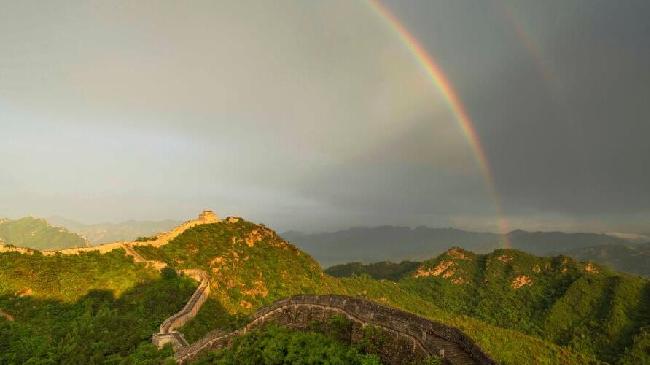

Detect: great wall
[0, 210, 219, 353]
[0, 210, 220, 256]
[42, 210, 220, 255]
[174, 295, 495, 365]
[151, 269, 211, 350]
[0, 210, 495, 364]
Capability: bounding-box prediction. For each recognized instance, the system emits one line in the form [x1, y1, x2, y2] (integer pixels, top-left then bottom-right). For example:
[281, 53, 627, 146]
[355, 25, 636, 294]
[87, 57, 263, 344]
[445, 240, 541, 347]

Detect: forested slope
[0, 250, 197, 363]
[0, 217, 87, 250]
[1, 218, 644, 364]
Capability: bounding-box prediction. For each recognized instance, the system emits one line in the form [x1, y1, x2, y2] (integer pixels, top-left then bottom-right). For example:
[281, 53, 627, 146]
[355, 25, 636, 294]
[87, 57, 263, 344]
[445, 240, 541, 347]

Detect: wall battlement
[39, 210, 220, 256]
[173, 295, 495, 365]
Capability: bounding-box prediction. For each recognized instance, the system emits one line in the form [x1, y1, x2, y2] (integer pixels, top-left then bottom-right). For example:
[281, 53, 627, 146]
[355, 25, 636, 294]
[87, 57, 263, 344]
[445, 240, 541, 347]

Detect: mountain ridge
[0, 217, 88, 250]
[284, 225, 629, 266]
[1, 211, 647, 364]
[47, 215, 182, 244]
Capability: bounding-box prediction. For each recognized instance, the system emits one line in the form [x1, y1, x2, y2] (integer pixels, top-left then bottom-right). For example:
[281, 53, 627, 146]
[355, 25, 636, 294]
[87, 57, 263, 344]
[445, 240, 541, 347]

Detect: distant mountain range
[282, 226, 634, 266]
[2, 215, 647, 364]
[564, 243, 650, 277]
[0, 217, 87, 250]
[3, 215, 647, 278]
[47, 216, 181, 244]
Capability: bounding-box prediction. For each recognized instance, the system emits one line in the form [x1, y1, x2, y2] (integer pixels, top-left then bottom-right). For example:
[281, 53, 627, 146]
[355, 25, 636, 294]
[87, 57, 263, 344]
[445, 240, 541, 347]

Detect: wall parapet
[174, 295, 495, 365]
[159, 270, 211, 334]
[40, 210, 220, 256]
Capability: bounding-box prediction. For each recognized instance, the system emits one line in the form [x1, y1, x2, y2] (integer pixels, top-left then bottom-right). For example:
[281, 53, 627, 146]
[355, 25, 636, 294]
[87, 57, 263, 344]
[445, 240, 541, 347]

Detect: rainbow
[367, 0, 512, 247]
[493, 0, 569, 124]
[493, 1, 556, 92]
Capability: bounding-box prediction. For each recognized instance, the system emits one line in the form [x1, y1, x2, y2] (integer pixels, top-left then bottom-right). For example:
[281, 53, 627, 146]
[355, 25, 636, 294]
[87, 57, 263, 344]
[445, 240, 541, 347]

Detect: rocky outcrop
[0, 309, 14, 322]
[174, 295, 495, 365]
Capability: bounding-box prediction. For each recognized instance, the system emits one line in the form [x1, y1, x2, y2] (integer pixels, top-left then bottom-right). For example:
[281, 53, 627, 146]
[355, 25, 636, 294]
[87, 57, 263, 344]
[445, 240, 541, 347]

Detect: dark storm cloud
[0, 0, 648, 233]
[383, 0, 650, 228]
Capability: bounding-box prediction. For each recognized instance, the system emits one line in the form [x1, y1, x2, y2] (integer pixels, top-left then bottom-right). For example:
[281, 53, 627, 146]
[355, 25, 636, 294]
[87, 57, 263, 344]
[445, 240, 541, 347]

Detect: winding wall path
[174, 295, 495, 365]
[151, 269, 211, 350]
[1, 210, 218, 352]
[40, 210, 219, 256]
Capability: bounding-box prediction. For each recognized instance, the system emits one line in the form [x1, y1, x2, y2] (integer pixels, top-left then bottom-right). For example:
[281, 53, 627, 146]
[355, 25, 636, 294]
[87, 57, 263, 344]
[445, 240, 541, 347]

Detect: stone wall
[174, 295, 495, 365]
[159, 270, 211, 334]
[38, 210, 219, 256]
[0, 245, 34, 255]
[0, 211, 217, 354]
[151, 268, 211, 351]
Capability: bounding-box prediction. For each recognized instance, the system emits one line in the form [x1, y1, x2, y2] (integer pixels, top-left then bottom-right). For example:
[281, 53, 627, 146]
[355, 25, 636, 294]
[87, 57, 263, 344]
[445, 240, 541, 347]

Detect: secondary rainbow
[367, 0, 512, 246]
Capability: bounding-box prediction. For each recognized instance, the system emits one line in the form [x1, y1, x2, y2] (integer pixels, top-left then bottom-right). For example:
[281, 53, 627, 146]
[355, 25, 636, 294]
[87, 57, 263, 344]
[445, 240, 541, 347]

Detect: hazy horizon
[1, 211, 648, 239]
[2, 0, 649, 234]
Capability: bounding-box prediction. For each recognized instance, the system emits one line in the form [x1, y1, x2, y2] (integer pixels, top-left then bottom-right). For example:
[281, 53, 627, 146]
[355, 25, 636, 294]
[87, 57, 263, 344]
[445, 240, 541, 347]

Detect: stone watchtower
[198, 210, 219, 223]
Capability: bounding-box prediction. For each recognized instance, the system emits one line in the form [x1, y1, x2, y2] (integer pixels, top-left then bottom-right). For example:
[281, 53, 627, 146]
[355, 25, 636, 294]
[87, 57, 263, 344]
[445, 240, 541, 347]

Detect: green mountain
[332, 247, 650, 364]
[0, 217, 87, 250]
[326, 260, 420, 281]
[48, 216, 181, 244]
[283, 226, 627, 266]
[283, 226, 498, 266]
[326, 243, 650, 281]
[563, 243, 650, 277]
[1, 216, 647, 364]
[130, 219, 598, 364]
[0, 249, 198, 363]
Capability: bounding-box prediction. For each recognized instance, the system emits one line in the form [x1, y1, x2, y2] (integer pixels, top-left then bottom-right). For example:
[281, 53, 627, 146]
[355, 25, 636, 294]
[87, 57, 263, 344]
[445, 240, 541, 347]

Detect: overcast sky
[1, 0, 648, 234]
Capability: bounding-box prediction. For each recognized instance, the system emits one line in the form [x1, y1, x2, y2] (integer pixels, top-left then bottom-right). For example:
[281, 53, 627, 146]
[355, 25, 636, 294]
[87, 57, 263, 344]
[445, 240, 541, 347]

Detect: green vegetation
[152, 222, 599, 364]
[0, 250, 159, 301]
[193, 324, 382, 365]
[283, 226, 626, 267]
[395, 248, 650, 364]
[327, 246, 649, 363]
[325, 261, 420, 281]
[0, 217, 87, 250]
[619, 327, 650, 364]
[1, 219, 647, 364]
[133, 220, 328, 316]
[48, 216, 181, 244]
[0, 252, 196, 364]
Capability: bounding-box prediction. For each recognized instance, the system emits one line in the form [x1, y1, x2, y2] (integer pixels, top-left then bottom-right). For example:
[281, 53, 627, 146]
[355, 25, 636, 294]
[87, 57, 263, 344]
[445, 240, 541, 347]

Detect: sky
[1, 0, 649, 234]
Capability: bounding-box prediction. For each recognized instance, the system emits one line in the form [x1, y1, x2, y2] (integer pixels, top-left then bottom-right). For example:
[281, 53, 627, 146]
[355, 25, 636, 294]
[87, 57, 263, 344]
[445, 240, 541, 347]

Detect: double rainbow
[367, 0, 511, 247]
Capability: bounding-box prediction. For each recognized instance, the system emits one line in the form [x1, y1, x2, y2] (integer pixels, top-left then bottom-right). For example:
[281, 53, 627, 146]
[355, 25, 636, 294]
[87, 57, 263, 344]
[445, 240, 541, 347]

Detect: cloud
[1, 0, 648, 233]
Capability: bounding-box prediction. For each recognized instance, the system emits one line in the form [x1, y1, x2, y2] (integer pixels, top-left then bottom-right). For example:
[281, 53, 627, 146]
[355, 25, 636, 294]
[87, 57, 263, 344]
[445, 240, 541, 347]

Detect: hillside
[284, 226, 627, 266]
[0, 217, 87, 250]
[0, 213, 641, 364]
[326, 244, 650, 281]
[130, 219, 597, 364]
[0, 249, 197, 363]
[283, 226, 498, 266]
[563, 243, 650, 277]
[325, 247, 650, 363]
[326, 260, 420, 281]
[48, 216, 181, 244]
[401, 248, 649, 363]
[132, 218, 330, 319]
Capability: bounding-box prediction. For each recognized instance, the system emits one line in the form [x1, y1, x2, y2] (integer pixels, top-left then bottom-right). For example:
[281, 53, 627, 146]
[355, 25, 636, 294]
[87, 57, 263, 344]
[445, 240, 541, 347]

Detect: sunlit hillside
[0, 217, 87, 250]
[4, 217, 645, 364]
